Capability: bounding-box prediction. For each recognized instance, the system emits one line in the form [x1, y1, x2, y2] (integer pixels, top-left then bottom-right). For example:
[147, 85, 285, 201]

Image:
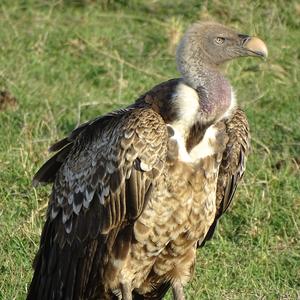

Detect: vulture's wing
[200, 107, 250, 246]
[32, 109, 130, 185]
[27, 107, 168, 300]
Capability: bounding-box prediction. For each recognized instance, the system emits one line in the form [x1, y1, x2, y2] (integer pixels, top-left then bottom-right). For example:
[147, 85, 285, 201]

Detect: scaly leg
[172, 281, 185, 300]
[121, 282, 132, 300]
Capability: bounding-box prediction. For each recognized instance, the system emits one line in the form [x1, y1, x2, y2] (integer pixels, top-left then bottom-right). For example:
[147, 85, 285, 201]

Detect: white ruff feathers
[168, 82, 200, 162]
[171, 82, 200, 138]
[189, 126, 218, 160]
[168, 82, 236, 163]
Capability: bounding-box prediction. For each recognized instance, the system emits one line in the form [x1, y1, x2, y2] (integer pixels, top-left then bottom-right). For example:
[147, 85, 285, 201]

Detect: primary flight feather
[27, 21, 267, 300]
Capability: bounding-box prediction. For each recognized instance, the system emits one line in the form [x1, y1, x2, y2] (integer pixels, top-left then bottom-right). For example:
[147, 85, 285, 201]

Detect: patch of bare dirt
[0, 90, 18, 111]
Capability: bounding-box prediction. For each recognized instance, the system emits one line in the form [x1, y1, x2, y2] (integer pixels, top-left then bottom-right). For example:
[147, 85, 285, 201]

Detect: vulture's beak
[239, 35, 268, 58]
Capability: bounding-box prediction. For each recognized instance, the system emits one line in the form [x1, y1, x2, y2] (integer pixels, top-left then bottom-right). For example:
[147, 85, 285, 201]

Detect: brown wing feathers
[216, 108, 250, 217]
[200, 108, 250, 247]
[27, 107, 168, 300]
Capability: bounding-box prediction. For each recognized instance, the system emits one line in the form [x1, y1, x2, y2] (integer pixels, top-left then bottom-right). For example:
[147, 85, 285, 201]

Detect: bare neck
[180, 61, 232, 122]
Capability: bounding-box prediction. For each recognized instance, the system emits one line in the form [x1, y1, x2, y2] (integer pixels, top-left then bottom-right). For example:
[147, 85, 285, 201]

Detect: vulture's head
[176, 21, 268, 75]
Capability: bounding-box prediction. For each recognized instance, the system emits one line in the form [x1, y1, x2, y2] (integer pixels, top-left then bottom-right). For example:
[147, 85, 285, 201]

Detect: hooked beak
[239, 34, 268, 58]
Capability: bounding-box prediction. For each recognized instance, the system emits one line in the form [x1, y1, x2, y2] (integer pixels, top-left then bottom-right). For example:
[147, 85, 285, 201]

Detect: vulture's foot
[121, 282, 132, 300]
[172, 281, 185, 300]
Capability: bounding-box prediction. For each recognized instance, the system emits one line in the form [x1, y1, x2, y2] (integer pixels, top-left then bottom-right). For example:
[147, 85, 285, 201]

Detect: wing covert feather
[200, 107, 250, 246]
[49, 107, 168, 245]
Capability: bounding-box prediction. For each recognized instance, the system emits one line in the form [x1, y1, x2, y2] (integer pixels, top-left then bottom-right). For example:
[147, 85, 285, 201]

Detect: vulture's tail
[26, 218, 110, 300]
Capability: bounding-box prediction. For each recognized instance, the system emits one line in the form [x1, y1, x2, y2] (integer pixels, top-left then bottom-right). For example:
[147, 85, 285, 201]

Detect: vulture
[27, 22, 267, 300]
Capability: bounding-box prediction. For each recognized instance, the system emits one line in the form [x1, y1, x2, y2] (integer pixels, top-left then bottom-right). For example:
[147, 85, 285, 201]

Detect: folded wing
[27, 107, 168, 300]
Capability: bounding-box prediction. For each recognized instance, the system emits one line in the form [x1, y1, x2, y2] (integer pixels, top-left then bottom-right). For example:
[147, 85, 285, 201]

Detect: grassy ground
[0, 1, 299, 299]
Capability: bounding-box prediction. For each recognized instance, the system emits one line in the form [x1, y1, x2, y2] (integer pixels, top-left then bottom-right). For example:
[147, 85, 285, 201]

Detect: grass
[0, 0, 299, 299]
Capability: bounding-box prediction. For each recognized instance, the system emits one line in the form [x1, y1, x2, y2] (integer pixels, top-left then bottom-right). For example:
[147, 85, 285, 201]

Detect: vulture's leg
[172, 281, 185, 300]
[121, 282, 132, 300]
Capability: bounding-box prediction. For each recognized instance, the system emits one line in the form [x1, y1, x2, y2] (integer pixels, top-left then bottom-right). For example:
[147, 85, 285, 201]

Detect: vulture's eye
[214, 37, 225, 45]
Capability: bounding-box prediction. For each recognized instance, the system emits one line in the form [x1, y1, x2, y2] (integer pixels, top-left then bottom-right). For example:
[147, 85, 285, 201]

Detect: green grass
[0, 1, 299, 299]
